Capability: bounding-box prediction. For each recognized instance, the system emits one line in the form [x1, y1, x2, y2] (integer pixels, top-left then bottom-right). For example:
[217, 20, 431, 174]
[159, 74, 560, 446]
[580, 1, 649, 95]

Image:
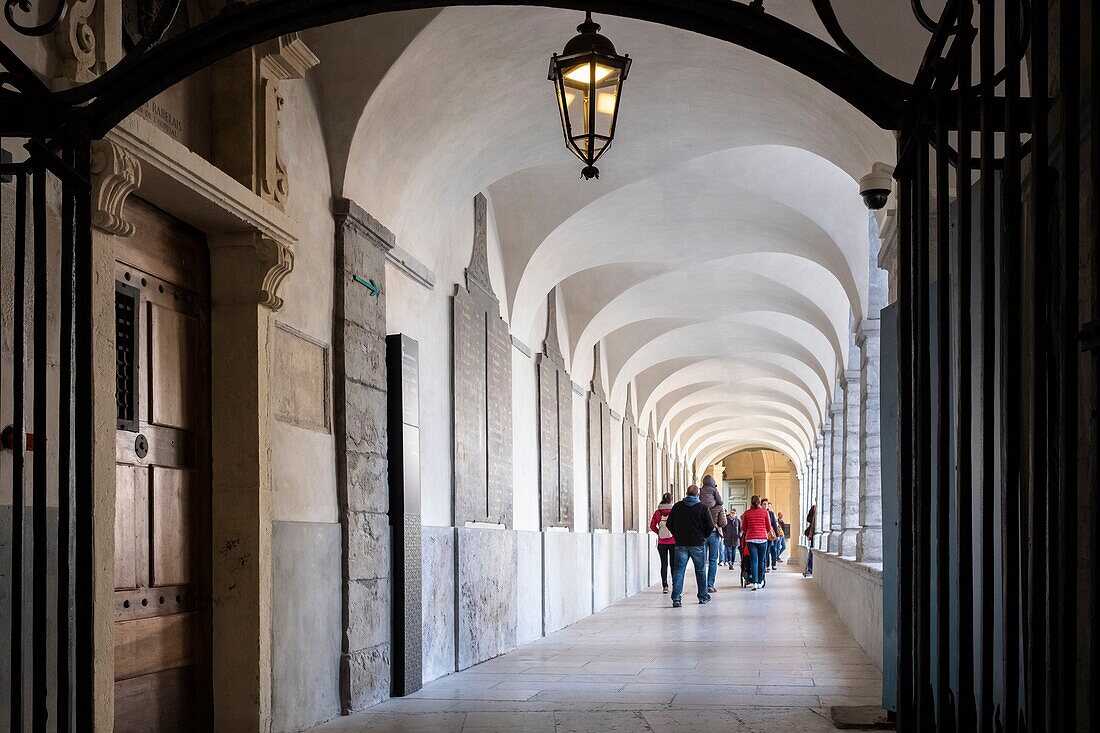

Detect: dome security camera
[859, 163, 894, 210]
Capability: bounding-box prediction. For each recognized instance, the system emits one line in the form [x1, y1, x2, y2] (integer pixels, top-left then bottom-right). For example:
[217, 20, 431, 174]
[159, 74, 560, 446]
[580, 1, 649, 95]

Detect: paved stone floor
[307, 563, 886, 732]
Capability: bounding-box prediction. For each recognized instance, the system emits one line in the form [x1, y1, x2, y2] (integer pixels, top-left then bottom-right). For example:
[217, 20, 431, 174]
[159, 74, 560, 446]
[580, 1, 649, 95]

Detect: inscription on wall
[587, 342, 612, 530]
[453, 194, 513, 527]
[272, 322, 330, 432]
[621, 388, 638, 531]
[537, 290, 574, 529]
[646, 417, 658, 511]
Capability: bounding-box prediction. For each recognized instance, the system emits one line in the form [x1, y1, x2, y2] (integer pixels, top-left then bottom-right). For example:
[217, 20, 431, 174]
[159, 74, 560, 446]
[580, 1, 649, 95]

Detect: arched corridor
[1, 2, 1097, 732]
[307, 566, 882, 733]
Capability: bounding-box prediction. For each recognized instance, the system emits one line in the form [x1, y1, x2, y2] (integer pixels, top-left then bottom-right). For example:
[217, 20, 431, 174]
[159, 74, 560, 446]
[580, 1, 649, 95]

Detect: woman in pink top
[649, 492, 676, 593]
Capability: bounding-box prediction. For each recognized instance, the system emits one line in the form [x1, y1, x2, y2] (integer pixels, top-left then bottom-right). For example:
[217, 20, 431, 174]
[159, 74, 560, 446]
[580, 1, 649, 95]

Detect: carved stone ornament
[54, 0, 100, 84]
[256, 236, 294, 310]
[90, 139, 141, 236]
[465, 193, 494, 297]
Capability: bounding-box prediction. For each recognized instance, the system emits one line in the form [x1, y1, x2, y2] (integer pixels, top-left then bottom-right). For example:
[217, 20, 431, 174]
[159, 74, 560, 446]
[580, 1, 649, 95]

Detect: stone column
[839, 359, 863, 557]
[333, 199, 394, 711]
[818, 416, 833, 550]
[828, 399, 844, 553]
[813, 435, 825, 549]
[856, 319, 884, 562]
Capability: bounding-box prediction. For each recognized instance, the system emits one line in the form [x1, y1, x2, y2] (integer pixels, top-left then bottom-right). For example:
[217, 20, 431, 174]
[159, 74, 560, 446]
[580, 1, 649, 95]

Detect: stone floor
[306, 563, 887, 732]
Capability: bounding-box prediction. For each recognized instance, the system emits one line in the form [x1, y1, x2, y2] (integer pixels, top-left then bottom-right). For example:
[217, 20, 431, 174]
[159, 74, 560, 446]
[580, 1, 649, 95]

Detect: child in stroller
[739, 544, 765, 588]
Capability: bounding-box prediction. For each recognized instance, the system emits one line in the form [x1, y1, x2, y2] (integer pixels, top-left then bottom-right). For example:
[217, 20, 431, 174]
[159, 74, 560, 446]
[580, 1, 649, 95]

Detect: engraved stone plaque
[537, 290, 573, 529]
[272, 322, 330, 432]
[587, 342, 612, 530]
[453, 194, 512, 527]
[621, 388, 638, 531]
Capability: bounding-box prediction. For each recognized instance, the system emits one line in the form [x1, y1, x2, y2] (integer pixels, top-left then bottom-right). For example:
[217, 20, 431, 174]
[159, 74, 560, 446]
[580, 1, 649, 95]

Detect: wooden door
[112, 198, 211, 732]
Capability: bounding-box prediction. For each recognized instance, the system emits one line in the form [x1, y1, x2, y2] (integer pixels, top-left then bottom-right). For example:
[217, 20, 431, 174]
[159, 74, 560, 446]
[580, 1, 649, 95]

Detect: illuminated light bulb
[564, 63, 614, 85]
[597, 92, 618, 115]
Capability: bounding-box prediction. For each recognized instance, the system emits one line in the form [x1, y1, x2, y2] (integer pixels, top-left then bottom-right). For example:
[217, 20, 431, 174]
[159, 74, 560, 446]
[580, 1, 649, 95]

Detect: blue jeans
[723, 544, 736, 563]
[671, 545, 708, 602]
[778, 536, 788, 559]
[705, 532, 722, 588]
[806, 547, 814, 574]
[767, 539, 778, 569]
[747, 541, 768, 584]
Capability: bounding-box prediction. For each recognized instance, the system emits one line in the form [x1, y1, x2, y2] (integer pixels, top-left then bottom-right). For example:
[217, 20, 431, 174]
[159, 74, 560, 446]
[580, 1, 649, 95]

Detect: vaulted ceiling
[305, 3, 922, 474]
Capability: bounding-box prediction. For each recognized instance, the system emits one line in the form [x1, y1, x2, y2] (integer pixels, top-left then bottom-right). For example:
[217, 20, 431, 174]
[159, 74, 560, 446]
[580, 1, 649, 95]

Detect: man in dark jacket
[665, 485, 715, 607]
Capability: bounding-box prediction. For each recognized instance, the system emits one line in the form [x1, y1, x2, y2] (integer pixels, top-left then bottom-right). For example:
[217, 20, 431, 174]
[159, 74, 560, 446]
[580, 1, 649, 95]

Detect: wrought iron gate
[893, 0, 1097, 730]
[1, 137, 95, 729]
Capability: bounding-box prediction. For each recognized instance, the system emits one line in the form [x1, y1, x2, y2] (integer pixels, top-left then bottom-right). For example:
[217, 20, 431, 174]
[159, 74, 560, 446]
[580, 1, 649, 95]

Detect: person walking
[723, 508, 742, 570]
[761, 498, 780, 571]
[776, 511, 788, 563]
[665, 485, 715, 607]
[648, 493, 676, 593]
[803, 503, 817, 577]
[740, 495, 771, 590]
[705, 499, 727, 594]
[699, 474, 724, 509]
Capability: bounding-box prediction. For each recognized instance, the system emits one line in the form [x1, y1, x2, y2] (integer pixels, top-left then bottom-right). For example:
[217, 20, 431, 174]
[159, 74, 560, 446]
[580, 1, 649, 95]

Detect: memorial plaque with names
[453, 194, 513, 527]
[537, 290, 573, 529]
[621, 389, 638, 531]
[646, 416, 658, 512]
[587, 342, 613, 530]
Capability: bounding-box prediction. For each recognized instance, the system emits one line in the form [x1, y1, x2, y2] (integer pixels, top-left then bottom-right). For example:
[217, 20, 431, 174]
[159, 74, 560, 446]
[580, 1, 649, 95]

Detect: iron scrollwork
[4, 0, 68, 37]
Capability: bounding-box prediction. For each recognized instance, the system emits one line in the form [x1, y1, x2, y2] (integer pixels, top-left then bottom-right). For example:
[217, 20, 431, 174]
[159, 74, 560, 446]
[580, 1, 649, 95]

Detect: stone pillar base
[838, 529, 860, 558]
[827, 532, 841, 554]
[855, 527, 883, 563]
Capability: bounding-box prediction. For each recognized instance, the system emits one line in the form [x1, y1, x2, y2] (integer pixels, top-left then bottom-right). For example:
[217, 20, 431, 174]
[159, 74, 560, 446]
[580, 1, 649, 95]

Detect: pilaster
[828, 399, 844, 553]
[839, 365, 863, 557]
[856, 319, 884, 562]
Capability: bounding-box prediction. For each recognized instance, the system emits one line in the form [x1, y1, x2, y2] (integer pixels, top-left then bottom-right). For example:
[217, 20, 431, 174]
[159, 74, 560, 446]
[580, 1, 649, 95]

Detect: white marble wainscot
[812, 552, 884, 670]
[543, 530, 593, 634]
[271, 521, 342, 733]
[515, 530, 543, 645]
[592, 531, 627, 612]
[420, 525, 456, 684]
[647, 534, 662, 587]
[624, 531, 644, 595]
[455, 526, 518, 670]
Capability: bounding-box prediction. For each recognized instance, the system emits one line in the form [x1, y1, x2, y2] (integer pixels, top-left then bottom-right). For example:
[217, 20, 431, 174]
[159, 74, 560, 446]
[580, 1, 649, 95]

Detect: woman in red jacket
[649, 492, 676, 593]
[739, 495, 771, 590]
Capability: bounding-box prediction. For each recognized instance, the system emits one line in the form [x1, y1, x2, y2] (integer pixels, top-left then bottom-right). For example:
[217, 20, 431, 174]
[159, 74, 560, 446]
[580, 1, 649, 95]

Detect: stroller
[739, 545, 765, 588]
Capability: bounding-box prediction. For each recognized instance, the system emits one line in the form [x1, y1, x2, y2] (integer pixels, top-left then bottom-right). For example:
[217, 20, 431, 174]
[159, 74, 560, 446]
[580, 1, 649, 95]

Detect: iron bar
[10, 163, 27, 733]
[977, 0, 996, 726]
[31, 148, 48, 731]
[953, 7, 976, 731]
[934, 85, 953, 733]
[1001, 0, 1023, 729]
[1056, 0, 1080, 728]
[73, 135, 95, 727]
[896, 162, 915, 733]
[1025, 1, 1048, 730]
[56, 141, 76, 732]
[915, 123, 933, 731]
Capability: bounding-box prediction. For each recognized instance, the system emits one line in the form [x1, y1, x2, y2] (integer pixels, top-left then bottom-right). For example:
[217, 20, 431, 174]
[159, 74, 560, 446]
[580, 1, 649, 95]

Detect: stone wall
[810, 552, 884, 671]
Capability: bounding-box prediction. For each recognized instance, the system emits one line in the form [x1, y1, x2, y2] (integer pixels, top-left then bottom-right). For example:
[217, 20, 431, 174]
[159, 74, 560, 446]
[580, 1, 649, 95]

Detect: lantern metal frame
[548, 11, 631, 179]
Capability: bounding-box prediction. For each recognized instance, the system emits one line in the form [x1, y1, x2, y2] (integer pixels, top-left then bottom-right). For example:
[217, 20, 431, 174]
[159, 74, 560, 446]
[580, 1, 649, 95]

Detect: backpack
[657, 513, 673, 540]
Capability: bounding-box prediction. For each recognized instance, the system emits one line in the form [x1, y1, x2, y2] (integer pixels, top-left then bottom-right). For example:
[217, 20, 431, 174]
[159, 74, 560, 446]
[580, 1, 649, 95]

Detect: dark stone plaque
[387, 334, 422, 696]
[537, 290, 573, 529]
[453, 194, 513, 527]
[587, 342, 612, 530]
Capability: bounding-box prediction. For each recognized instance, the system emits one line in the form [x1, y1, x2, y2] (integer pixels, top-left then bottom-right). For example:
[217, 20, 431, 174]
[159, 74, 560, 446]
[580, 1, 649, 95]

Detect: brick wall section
[332, 198, 394, 712]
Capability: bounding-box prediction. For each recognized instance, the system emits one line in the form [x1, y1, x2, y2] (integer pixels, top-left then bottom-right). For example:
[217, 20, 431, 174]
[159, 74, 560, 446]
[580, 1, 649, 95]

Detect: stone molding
[333, 197, 395, 253]
[90, 138, 141, 236]
[464, 193, 493, 297]
[106, 112, 298, 243]
[256, 236, 295, 310]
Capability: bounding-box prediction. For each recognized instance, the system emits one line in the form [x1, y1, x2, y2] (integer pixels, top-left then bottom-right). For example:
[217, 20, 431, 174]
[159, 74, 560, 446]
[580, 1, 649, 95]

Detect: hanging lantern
[548, 12, 631, 180]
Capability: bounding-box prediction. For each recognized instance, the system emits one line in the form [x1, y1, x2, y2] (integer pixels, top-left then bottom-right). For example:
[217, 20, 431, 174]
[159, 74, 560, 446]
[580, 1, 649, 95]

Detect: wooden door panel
[115, 667, 196, 733]
[114, 613, 197, 681]
[149, 303, 196, 430]
[114, 466, 139, 590]
[151, 468, 193, 587]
